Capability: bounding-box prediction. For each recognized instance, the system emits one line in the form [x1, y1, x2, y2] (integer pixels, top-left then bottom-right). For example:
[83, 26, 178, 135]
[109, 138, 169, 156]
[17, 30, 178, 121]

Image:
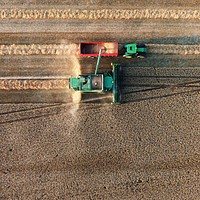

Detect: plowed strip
[0, 44, 78, 55]
[0, 9, 199, 20]
[148, 44, 200, 55]
[0, 79, 69, 90]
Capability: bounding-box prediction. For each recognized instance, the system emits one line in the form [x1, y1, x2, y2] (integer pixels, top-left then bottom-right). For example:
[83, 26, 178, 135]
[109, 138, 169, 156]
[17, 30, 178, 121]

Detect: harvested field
[0, 1, 200, 200]
[0, 44, 78, 55]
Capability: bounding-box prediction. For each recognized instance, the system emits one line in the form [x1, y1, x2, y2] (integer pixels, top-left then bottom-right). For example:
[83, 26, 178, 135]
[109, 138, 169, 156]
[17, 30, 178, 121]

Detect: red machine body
[80, 42, 118, 57]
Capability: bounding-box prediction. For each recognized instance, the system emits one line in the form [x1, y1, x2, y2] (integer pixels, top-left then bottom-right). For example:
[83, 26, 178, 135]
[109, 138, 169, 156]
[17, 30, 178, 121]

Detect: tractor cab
[123, 43, 147, 58]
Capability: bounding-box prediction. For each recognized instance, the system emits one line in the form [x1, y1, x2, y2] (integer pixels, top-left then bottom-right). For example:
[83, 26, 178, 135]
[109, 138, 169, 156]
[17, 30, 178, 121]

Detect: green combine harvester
[123, 43, 147, 58]
[69, 49, 121, 104]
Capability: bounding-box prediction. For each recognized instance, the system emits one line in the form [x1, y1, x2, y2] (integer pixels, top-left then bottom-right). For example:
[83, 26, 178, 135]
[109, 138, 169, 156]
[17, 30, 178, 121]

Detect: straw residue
[0, 79, 69, 90]
[0, 44, 78, 56]
[148, 44, 200, 55]
[0, 9, 199, 20]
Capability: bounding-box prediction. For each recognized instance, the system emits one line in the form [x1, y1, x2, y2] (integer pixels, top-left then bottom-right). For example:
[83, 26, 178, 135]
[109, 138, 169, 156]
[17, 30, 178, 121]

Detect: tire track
[0, 9, 199, 20]
[0, 44, 200, 55]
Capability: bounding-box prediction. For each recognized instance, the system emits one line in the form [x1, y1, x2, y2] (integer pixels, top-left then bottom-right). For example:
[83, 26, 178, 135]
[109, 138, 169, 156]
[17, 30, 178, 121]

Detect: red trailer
[80, 42, 118, 57]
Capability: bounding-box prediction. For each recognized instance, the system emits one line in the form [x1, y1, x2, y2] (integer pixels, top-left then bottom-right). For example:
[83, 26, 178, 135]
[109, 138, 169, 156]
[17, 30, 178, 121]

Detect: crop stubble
[0, 79, 69, 90]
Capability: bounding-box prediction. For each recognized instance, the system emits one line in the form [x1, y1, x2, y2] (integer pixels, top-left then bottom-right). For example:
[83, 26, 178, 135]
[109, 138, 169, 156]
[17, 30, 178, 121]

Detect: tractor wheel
[137, 44, 146, 58]
[137, 44, 146, 48]
[137, 53, 145, 59]
[123, 55, 132, 59]
[137, 44, 146, 59]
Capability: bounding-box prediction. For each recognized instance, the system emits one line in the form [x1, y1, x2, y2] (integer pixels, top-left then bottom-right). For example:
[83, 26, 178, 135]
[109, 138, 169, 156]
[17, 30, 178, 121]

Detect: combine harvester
[69, 48, 121, 104]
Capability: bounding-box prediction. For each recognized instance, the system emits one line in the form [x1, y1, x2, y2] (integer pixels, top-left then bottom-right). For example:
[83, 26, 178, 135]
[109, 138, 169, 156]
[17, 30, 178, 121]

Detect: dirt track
[0, 1, 200, 200]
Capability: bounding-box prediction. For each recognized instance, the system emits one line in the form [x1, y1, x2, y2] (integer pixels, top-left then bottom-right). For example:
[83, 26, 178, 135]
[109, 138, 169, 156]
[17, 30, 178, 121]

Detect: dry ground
[0, 1, 200, 200]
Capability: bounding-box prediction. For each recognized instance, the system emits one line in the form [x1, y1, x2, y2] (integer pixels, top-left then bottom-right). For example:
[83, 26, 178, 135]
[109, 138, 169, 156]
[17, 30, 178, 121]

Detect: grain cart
[123, 44, 147, 58]
[80, 42, 118, 57]
[69, 49, 121, 104]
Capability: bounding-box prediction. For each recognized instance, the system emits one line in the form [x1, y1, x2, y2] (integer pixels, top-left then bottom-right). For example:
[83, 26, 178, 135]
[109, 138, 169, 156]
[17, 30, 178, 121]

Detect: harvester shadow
[122, 87, 200, 103]
[0, 103, 103, 125]
[121, 80, 200, 103]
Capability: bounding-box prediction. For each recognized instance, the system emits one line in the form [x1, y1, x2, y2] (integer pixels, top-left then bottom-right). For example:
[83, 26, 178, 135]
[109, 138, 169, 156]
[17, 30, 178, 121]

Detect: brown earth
[0, 1, 200, 200]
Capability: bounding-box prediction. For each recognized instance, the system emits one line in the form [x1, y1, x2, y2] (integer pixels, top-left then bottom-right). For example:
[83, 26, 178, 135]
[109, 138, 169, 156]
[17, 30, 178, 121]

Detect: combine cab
[70, 49, 121, 104]
[123, 44, 147, 58]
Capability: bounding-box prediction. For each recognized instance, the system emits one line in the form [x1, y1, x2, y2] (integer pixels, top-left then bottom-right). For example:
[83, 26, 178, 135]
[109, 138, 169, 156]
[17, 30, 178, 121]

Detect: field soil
[0, 1, 200, 200]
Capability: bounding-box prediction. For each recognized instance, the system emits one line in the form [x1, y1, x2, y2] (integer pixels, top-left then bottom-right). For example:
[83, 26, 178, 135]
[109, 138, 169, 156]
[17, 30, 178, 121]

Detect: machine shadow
[76, 35, 200, 104]
[120, 65, 200, 104]
[117, 35, 200, 45]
